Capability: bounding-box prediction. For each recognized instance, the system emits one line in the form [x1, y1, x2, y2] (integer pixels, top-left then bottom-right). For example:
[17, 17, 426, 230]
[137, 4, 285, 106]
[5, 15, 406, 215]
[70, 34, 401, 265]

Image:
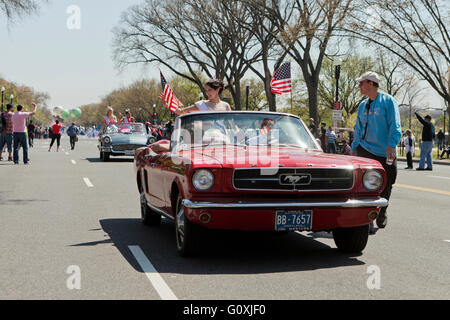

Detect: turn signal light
[368, 211, 379, 221]
[199, 213, 211, 224]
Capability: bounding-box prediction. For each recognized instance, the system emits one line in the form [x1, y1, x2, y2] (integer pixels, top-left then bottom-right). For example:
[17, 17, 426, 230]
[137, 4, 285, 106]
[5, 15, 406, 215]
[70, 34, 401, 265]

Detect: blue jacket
[352, 92, 402, 158]
[67, 125, 79, 137]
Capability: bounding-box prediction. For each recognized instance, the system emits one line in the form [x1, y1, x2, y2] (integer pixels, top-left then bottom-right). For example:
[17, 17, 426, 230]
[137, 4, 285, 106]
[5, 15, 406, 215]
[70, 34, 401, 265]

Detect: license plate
[275, 210, 313, 231]
[124, 150, 135, 156]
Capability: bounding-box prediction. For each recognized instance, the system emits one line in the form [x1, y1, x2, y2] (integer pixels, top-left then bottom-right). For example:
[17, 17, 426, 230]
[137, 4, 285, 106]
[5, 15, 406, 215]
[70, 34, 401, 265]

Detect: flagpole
[290, 60, 293, 114]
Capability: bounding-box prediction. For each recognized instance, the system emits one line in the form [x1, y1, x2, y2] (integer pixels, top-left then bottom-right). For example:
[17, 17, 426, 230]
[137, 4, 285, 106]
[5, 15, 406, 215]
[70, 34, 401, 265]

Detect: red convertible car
[134, 112, 388, 257]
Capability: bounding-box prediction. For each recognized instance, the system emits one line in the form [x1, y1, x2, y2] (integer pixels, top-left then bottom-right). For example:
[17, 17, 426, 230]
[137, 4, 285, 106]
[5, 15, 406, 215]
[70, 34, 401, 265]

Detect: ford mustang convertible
[134, 112, 388, 257]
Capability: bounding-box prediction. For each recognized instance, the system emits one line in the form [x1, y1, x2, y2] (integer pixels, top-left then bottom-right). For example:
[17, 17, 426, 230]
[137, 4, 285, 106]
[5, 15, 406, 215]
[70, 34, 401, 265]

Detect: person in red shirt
[49, 120, 63, 152]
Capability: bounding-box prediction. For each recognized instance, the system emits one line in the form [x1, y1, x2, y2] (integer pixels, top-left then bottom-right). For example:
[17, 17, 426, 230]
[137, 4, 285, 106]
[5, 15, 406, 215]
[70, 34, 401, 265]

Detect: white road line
[427, 175, 450, 180]
[83, 178, 94, 188]
[71, 160, 77, 165]
[65, 152, 69, 156]
[128, 245, 178, 300]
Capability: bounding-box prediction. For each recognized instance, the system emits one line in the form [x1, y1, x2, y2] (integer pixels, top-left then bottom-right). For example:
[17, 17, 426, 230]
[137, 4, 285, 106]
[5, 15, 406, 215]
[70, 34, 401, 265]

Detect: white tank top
[195, 101, 228, 111]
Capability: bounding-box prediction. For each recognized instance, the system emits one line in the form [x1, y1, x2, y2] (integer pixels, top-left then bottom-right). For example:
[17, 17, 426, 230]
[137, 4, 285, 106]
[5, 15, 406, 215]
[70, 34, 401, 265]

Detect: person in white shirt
[404, 129, 415, 169]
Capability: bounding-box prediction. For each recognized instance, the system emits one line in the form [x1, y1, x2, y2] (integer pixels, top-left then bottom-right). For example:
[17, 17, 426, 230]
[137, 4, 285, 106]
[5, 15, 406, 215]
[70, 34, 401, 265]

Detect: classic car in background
[98, 123, 155, 161]
[134, 112, 388, 257]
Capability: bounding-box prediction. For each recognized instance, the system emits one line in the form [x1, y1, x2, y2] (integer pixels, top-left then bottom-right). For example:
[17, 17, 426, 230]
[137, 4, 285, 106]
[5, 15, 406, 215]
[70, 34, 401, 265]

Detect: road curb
[397, 157, 450, 166]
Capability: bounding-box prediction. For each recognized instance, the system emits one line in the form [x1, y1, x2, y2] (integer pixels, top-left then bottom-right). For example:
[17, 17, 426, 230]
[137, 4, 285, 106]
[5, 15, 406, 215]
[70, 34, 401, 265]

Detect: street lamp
[10, 94, 14, 105]
[245, 80, 250, 111]
[1, 87, 4, 112]
[152, 104, 157, 125]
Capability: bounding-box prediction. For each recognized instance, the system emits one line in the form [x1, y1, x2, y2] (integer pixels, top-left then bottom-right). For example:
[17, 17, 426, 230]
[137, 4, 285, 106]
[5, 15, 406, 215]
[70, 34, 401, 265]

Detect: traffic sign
[332, 110, 343, 121]
[333, 101, 341, 110]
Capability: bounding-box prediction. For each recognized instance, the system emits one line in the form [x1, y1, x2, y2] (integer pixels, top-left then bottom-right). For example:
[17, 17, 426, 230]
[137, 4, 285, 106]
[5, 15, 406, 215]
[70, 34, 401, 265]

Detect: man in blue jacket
[352, 72, 402, 233]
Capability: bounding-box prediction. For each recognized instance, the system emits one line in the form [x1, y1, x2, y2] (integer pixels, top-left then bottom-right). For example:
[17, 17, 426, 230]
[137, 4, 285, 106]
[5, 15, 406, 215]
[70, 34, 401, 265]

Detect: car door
[143, 152, 167, 210]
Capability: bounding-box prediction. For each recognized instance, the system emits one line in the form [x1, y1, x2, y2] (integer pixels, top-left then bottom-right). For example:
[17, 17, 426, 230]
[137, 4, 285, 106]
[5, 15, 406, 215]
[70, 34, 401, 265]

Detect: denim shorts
[0, 133, 13, 153]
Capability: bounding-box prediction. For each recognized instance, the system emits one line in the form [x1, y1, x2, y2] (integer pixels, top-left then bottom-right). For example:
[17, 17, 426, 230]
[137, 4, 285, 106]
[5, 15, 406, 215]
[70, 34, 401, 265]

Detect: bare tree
[259, 0, 356, 124]
[345, 0, 450, 108]
[112, 0, 261, 109]
[0, 0, 47, 21]
[317, 54, 375, 118]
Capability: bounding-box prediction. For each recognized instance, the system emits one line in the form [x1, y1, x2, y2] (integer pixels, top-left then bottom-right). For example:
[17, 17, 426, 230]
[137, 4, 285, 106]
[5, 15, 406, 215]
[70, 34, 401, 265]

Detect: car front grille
[112, 144, 142, 152]
[233, 168, 354, 191]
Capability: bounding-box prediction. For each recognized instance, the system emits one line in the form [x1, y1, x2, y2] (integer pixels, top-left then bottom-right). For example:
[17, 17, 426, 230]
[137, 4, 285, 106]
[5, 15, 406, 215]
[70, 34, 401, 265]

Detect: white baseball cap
[356, 71, 381, 84]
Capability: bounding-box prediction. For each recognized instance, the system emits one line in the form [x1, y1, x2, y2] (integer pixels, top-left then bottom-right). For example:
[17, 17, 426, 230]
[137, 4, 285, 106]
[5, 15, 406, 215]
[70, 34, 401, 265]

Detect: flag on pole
[160, 71, 184, 113]
[271, 62, 292, 95]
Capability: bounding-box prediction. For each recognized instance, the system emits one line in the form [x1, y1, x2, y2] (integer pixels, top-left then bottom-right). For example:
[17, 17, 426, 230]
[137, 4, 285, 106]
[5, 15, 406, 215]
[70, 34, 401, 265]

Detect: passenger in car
[103, 106, 117, 128]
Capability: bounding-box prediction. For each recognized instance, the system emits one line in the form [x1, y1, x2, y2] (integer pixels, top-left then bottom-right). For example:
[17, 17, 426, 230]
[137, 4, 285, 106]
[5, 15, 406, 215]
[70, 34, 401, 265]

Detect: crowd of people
[0, 103, 86, 164]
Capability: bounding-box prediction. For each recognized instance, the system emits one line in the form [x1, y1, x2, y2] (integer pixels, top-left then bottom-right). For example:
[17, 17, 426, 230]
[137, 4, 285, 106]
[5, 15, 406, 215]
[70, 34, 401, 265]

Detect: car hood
[179, 146, 382, 169]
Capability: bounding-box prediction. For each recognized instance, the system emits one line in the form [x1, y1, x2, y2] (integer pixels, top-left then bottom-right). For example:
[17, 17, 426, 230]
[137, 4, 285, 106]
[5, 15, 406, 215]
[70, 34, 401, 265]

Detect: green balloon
[70, 108, 82, 118]
[61, 111, 70, 119]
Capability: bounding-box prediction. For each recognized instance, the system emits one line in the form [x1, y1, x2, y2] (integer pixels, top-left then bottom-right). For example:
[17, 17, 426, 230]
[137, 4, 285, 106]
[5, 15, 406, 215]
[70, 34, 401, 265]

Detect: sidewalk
[397, 157, 450, 166]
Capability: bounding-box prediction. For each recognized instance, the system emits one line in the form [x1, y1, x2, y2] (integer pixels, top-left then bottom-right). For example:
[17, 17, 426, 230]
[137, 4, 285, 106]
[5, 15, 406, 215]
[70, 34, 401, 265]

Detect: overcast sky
[0, 0, 446, 111]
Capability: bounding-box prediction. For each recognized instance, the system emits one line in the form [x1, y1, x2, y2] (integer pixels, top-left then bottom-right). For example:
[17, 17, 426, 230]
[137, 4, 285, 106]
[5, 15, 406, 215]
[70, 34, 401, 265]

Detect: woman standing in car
[161, 79, 231, 114]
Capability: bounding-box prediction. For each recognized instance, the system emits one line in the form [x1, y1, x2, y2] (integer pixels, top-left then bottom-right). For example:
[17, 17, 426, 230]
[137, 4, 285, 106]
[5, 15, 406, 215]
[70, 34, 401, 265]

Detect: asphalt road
[0, 136, 449, 300]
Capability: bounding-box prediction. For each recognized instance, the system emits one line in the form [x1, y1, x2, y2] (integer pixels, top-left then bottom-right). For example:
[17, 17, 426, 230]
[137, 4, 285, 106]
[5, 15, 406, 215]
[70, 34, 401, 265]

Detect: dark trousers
[13, 132, 29, 164]
[28, 133, 34, 147]
[357, 146, 397, 216]
[70, 136, 76, 150]
[50, 134, 61, 149]
[406, 151, 413, 168]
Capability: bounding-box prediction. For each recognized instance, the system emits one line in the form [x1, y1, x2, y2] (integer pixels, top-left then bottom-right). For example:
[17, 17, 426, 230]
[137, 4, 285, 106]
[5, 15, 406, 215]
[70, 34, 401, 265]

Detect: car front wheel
[333, 225, 369, 253]
[175, 195, 202, 257]
[140, 193, 161, 226]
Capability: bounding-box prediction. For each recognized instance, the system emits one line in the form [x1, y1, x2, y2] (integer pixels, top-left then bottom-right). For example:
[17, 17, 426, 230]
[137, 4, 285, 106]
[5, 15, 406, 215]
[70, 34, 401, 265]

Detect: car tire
[140, 193, 161, 226]
[174, 195, 202, 257]
[100, 151, 104, 161]
[332, 225, 369, 253]
[103, 152, 110, 162]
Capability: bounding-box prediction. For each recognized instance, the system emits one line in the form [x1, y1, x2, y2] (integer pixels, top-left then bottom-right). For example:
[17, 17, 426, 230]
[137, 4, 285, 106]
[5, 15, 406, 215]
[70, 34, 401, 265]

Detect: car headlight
[363, 169, 383, 191]
[192, 169, 215, 191]
[103, 136, 111, 144]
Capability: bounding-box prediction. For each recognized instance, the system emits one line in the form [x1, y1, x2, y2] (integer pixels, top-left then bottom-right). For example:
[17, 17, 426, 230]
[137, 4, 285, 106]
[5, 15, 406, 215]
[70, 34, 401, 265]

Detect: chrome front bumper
[182, 198, 389, 209]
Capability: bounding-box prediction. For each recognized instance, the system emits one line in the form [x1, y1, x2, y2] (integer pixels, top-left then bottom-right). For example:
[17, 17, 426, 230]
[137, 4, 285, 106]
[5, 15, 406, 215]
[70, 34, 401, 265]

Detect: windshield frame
[171, 111, 321, 153]
[103, 123, 146, 135]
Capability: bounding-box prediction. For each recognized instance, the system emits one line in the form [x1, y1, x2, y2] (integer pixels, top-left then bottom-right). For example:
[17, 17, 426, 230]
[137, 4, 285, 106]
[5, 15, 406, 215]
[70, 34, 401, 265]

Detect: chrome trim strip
[232, 167, 355, 192]
[146, 200, 175, 221]
[182, 198, 388, 209]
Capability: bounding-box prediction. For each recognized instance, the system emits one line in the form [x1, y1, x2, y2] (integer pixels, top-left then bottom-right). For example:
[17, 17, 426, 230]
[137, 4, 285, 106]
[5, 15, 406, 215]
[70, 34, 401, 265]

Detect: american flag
[160, 71, 183, 113]
[271, 62, 292, 95]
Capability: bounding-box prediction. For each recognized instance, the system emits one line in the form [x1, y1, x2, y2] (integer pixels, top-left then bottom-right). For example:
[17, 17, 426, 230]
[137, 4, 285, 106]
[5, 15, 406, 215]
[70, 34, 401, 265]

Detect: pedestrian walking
[12, 103, 38, 165]
[437, 128, 444, 151]
[326, 126, 337, 154]
[308, 118, 317, 138]
[404, 129, 415, 169]
[27, 120, 36, 148]
[319, 123, 327, 151]
[0, 104, 15, 162]
[49, 120, 62, 152]
[415, 112, 435, 171]
[352, 71, 402, 233]
[67, 123, 79, 150]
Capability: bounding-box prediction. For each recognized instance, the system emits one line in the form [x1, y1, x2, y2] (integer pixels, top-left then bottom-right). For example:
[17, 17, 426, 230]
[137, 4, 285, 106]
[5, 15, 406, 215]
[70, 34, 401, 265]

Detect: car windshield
[105, 123, 145, 134]
[173, 112, 318, 151]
